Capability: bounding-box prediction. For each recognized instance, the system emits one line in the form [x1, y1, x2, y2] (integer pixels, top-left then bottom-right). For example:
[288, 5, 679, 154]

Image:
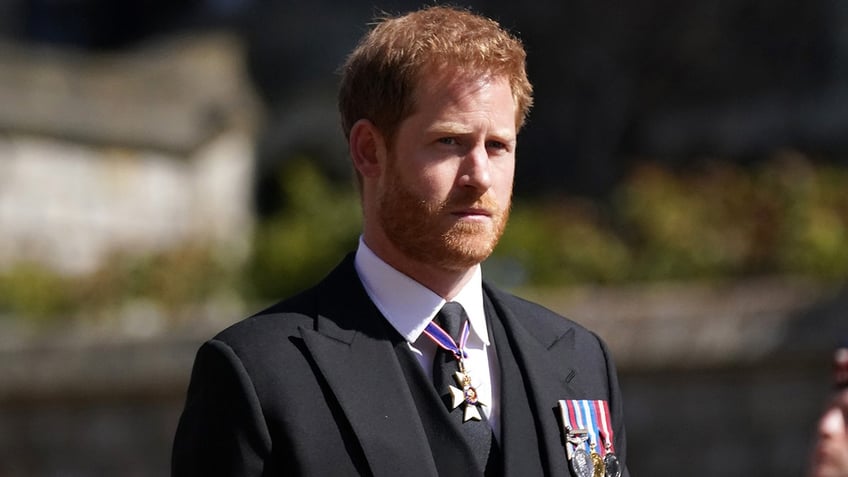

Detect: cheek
[492, 159, 515, 197]
[417, 162, 462, 198]
[387, 162, 447, 205]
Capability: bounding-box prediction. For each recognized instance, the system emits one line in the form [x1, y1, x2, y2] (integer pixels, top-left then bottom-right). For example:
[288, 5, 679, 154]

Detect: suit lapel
[485, 284, 578, 477]
[299, 257, 438, 477]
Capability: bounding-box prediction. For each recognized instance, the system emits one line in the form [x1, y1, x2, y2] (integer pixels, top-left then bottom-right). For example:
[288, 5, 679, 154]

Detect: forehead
[413, 66, 511, 104]
[407, 70, 516, 127]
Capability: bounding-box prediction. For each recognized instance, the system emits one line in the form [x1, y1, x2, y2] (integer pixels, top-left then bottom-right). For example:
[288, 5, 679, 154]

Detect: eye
[437, 137, 458, 146]
[486, 140, 509, 151]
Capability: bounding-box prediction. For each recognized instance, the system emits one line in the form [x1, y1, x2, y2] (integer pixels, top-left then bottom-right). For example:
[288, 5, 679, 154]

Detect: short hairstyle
[338, 6, 533, 145]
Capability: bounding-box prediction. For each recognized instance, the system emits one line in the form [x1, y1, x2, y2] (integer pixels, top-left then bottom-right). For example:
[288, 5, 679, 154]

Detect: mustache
[443, 190, 503, 213]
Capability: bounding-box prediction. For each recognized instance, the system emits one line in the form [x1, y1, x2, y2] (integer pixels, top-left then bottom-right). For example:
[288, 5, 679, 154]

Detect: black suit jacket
[172, 255, 629, 476]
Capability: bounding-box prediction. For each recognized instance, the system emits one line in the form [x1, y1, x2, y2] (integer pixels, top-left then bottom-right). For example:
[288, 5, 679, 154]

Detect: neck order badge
[423, 316, 486, 421]
[558, 399, 621, 477]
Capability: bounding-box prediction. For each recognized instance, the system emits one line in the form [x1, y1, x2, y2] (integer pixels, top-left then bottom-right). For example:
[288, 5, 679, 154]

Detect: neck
[401, 262, 478, 301]
[362, 233, 478, 300]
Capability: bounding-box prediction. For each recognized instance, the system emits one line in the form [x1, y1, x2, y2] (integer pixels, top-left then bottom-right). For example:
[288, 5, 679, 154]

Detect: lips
[446, 194, 499, 218]
[453, 206, 493, 218]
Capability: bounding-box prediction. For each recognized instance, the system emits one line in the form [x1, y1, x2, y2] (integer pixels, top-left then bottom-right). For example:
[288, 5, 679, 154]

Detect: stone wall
[0, 33, 258, 275]
[0, 132, 254, 274]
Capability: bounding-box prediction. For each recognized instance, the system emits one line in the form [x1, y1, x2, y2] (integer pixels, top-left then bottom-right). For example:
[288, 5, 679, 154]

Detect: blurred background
[0, 0, 847, 475]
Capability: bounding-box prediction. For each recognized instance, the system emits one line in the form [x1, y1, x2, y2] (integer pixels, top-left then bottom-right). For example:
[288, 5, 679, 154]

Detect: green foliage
[618, 154, 848, 281]
[493, 153, 848, 286]
[76, 245, 238, 316]
[495, 201, 631, 285]
[764, 158, 848, 279]
[615, 160, 763, 280]
[245, 159, 361, 301]
[0, 244, 237, 323]
[0, 262, 73, 321]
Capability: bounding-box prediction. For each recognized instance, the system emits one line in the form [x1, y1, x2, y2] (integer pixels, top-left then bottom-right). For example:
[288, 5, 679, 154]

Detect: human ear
[349, 119, 386, 179]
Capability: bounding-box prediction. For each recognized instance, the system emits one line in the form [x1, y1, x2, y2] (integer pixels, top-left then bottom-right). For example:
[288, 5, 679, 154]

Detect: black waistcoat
[390, 292, 546, 476]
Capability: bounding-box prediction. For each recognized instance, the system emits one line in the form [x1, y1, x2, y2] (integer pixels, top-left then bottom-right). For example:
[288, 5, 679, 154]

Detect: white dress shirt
[354, 238, 501, 437]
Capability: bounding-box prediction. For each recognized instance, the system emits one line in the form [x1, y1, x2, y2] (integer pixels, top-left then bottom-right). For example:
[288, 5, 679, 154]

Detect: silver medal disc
[570, 447, 594, 477]
[603, 452, 622, 477]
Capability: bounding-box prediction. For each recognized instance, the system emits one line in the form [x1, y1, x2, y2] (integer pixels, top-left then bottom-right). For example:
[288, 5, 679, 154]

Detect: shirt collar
[354, 237, 489, 346]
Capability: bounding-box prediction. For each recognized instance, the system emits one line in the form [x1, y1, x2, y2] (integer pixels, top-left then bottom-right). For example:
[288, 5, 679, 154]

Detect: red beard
[377, 162, 510, 271]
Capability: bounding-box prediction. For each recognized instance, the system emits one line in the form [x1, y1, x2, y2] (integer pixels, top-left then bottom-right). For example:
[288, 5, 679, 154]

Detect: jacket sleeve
[171, 339, 272, 476]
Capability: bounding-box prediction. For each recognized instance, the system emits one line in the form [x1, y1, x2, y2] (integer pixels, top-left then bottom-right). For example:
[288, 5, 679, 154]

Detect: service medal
[603, 442, 622, 477]
[557, 399, 620, 477]
[590, 442, 605, 477]
[570, 446, 594, 477]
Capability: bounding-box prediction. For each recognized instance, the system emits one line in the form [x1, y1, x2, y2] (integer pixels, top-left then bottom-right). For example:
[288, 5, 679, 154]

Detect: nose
[817, 405, 846, 438]
[457, 143, 492, 191]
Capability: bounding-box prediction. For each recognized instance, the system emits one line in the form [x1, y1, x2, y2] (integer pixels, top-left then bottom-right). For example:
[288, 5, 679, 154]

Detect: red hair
[338, 6, 533, 146]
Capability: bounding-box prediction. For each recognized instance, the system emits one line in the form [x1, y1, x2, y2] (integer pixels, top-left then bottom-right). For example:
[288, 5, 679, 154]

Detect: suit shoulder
[210, 254, 365, 351]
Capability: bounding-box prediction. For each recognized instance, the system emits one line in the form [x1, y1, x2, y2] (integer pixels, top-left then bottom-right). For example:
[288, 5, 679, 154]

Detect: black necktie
[432, 302, 493, 471]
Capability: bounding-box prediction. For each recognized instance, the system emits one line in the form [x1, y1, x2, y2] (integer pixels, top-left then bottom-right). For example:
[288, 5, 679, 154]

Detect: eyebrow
[427, 122, 472, 135]
[427, 122, 516, 142]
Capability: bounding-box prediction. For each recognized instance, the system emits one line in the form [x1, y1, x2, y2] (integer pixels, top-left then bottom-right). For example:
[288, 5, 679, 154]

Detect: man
[172, 6, 629, 476]
[808, 344, 848, 477]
